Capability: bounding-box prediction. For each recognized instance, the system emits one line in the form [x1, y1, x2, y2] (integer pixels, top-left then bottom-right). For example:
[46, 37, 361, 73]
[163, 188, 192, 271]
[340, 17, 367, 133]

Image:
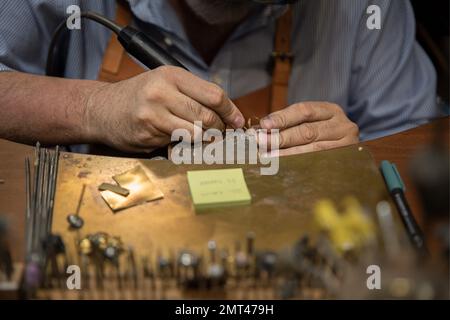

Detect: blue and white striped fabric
[0, 0, 444, 141]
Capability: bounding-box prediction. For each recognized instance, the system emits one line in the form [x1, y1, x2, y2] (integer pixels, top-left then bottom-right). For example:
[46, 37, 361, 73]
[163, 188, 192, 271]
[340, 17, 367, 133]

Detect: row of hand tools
[22, 143, 60, 297]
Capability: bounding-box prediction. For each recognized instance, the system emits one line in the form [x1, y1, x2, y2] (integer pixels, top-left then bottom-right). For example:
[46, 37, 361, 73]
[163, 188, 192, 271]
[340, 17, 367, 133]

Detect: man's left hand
[259, 102, 359, 156]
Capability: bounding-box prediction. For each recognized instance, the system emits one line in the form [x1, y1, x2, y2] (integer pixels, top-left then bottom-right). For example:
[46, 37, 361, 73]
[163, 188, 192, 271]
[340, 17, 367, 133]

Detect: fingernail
[260, 117, 274, 129]
[233, 115, 245, 128]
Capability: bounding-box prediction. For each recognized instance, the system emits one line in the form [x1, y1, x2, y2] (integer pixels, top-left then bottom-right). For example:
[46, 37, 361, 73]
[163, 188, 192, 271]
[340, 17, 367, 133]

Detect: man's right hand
[85, 66, 245, 153]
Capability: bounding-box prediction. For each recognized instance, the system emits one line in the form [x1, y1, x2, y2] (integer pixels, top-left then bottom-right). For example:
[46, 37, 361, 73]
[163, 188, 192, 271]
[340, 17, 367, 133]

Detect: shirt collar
[127, 0, 288, 42]
[127, 0, 186, 37]
[231, 4, 288, 41]
[126, 0, 289, 69]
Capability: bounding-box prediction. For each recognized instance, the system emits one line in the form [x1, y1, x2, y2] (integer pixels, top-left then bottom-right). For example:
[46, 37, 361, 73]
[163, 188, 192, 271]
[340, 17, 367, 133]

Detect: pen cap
[380, 161, 405, 192]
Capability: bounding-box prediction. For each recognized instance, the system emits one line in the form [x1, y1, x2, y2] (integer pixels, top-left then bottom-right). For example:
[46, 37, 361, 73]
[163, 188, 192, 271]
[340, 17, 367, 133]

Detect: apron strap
[270, 7, 293, 113]
[98, 1, 134, 82]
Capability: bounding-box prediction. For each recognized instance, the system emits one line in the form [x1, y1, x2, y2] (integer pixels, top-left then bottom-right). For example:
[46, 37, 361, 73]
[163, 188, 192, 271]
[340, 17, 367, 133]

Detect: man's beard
[184, 0, 258, 25]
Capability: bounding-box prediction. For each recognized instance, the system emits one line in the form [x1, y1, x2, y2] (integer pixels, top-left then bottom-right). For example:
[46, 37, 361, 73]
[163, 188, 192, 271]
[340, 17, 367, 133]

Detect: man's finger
[265, 137, 358, 157]
[169, 92, 225, 131]
[153, 110, 203, 142]
[260, 102, 336, 130]
[272, 119, 349, 149]
[172, 68, 245, 129]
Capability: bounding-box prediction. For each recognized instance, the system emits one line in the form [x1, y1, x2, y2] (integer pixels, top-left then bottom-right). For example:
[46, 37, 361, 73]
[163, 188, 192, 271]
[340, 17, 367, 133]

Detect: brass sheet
[52, 145, 393, 260]
[99, 165, 163, 212]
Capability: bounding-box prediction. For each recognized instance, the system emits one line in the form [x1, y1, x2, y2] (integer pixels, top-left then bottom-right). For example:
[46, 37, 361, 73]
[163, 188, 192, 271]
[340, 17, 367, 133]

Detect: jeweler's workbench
[50, 144, 386, 256]
[4, 143, 393, 300]
[2, 119, 447, 262]
[0, 118, 448, 300]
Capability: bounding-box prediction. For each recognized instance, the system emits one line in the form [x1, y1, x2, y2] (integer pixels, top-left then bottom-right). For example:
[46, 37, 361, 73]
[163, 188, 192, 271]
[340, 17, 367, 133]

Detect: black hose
[46, 11, 185, 77]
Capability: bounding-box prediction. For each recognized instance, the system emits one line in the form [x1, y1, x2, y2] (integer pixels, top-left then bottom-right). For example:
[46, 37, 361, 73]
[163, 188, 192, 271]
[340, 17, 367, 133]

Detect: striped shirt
[0, 0, 444, 141]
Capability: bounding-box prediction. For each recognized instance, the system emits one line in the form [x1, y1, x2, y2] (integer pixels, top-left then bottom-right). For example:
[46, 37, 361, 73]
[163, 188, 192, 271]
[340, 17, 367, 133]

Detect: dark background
[411, 1, 449, 104]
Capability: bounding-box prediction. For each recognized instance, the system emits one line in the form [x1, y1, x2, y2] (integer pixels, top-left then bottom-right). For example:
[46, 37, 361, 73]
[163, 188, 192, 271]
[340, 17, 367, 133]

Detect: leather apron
[98, 2, 293, 121]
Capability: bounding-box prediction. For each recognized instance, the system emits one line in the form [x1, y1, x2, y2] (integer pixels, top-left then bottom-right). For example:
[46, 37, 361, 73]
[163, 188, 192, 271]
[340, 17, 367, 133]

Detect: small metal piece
[67, 214, 84, 229]
[158, 255, 170, 270]
[207, 264, 224, 280]
[108, 236, 123, 249]
[91, 233, 108, 250]
[104, 245, 118, 260]
[246, 232, 255, 256]
[220, 249, 229, 271]
[206, 240, 225, 286]
[256, 251, 277, 278]
[245, 117, 261, 130]
[271, 50, 294, 61]
[235, 241, 248, 270]
[67, 184, 86, 229]
[79, 232, 124, 261]
[178, 250, 199, 268]
[25, 157, 33, 255]
[98, 183, 130, 197]
[79, 237, 92, 255]
[208, 240, 217, 263]
[46, 145, 59, 234]
[177, 249, 201, 286]
[258, 251, 277, 271]
[100, 166, 164, 212]
[157, 252, 173, 278]
[150, 156, 168, 161]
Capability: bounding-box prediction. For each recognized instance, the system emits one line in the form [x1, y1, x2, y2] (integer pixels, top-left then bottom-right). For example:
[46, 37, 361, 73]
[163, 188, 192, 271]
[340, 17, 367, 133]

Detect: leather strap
[98, 1, 137, 82]
[98, 3, 293, 119]
[233, 85, 272, 120]
[270, 7, 293, 113]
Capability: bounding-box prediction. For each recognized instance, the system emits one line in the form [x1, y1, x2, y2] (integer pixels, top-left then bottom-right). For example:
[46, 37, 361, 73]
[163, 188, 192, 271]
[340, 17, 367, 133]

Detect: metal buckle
[271, 51, 294, 61]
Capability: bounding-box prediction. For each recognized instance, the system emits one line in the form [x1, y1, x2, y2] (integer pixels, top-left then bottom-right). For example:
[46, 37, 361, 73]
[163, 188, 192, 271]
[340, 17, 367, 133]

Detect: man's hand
[85, 66, 245, 153]
[259, 102, 359, 156]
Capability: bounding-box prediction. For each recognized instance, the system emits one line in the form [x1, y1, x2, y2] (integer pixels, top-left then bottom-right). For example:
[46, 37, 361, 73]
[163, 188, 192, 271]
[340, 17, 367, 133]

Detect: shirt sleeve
[0, 0, 61, 74]
[348, 0, 445, 141]
[0, 0, 115, 77]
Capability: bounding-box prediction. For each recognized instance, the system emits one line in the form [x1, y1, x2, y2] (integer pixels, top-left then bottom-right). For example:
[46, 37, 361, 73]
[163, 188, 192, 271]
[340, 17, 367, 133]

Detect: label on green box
[187, 168, 252, 209]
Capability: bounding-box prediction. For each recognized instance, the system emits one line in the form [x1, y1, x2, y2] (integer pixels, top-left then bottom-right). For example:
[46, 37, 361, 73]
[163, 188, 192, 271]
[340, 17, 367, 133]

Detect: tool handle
[118, 26, 186, 70]
[392, 189, 427, 253]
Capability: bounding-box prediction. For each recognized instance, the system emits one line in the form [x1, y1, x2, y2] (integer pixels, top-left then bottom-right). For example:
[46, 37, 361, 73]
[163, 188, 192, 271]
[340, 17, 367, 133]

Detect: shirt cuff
[0, 64, 14, 72]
